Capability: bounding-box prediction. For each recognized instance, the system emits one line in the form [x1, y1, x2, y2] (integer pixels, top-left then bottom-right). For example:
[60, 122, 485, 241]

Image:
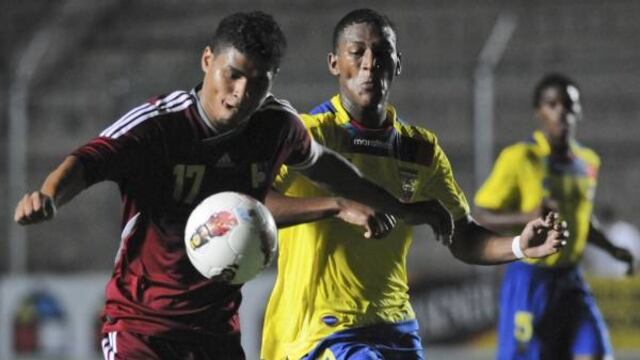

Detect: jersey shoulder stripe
[100, 90, 188, 137]
[308, 100, 337, 115]
[394, 122, 437, 166]
[100, 91, 192, 139]
[257, 94, 298, 117]
[573, 142, 600, 166]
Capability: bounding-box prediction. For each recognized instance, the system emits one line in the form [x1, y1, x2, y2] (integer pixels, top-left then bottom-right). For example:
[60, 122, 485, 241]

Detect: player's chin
[355, 93, 383, 109]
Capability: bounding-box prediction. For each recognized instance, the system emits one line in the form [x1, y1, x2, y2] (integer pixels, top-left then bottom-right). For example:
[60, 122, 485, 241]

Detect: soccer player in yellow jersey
[475, 73, 634, 360]
[261, 9, 567, 360]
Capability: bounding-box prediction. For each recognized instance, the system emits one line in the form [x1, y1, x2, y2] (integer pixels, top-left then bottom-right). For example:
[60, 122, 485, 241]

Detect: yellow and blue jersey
[474, 130, 600, 267]
[261, 95, 469, 360]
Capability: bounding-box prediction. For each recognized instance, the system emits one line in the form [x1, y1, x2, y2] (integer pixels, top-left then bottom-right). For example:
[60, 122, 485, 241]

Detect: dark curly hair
[209, 11, 287, 69]
[332, 8, 398, 51]
[532, 73, 579, 108]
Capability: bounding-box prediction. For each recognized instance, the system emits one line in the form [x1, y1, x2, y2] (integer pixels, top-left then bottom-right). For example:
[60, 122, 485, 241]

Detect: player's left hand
[611, 247, 635, 276]
[336, 198, 397, 239]
[520, 212, 569, 258]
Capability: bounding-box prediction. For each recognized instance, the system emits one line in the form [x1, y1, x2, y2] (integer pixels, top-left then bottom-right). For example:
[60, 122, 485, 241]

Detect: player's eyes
[226, 68, 243, 80]
[348, 48, 365, 56]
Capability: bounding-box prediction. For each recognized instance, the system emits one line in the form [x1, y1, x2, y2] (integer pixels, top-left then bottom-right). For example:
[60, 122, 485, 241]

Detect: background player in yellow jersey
[474, 73, 634, 360]
[261, 9, 567, 360]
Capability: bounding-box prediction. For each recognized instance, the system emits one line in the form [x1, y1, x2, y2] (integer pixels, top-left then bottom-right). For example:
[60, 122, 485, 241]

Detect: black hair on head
[533, 73, 579, 108]
[210, 11, 287, 69]
[332, 8, 397, 51]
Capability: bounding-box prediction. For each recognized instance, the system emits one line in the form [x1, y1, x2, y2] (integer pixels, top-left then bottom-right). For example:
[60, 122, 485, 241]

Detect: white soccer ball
[184, 192, 277, 284]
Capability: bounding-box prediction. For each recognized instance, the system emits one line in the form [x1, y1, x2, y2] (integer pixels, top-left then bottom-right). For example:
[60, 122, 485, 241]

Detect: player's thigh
[573, 355, 608, 360]
[198, 332, 245, 360]
[311, 342, 423, 360]
[313, 344, 385, 360]
[571, 301, 612, 359]
[101, 331, 164, 360]
[496, 264, 545, 359]
[101, 331, 245, 360]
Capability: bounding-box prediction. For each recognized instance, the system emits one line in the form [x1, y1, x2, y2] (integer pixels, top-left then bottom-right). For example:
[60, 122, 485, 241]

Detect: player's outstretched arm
[265, 190, 396, 239]
[14, 156, 87, 225]
[449, 212, 567, 265]
[298, 146, 453, 241]
[587, 218, 635, 275]
[474, 199, 558, 233]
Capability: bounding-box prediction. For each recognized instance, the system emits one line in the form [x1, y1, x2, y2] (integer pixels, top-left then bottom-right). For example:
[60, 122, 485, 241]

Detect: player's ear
[328, 52, 340, 76]
[395, 52, 402, 76]
[202, 46, 214, 73]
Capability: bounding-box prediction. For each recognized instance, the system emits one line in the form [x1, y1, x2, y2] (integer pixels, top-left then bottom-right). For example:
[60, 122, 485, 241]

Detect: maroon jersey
[71, 85, 315, 340]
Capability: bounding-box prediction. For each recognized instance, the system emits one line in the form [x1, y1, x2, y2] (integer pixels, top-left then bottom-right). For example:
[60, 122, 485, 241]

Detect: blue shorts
[302, 320, 424, 360]
[497, 261, 612, 359]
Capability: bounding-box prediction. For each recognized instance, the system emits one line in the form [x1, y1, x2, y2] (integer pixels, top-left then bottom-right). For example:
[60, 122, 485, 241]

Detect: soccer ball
[184, 192, 277, 284]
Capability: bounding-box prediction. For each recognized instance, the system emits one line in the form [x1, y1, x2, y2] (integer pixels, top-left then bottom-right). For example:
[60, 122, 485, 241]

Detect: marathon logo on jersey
[189, 211, 238, 250]
[353, 138, 389, 149]
[399, 167, 419, 201]
[350, 136, 392, 156]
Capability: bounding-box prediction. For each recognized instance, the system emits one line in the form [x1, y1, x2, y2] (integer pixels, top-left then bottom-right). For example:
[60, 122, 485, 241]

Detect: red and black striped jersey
[71, 84, 315, 340]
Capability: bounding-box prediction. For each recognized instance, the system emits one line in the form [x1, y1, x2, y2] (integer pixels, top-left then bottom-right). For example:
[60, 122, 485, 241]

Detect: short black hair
[209, 11, 287, 69]
[533, 73, 579, 108]
[332, 8, 398, 51]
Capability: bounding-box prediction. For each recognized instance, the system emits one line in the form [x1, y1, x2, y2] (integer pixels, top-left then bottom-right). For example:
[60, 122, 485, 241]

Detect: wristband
[44, 198, 57, 218]
[512, 235, 525, 259]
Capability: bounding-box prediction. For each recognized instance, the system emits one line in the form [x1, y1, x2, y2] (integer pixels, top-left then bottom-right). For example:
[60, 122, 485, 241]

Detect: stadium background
[1, 0, 639, 359]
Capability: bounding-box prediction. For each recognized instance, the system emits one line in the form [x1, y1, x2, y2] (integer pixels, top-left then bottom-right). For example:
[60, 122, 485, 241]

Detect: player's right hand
[400, 199, 454, 245]
[520, 212, 568, 258]
[336, 198, 397, 239]
[14, 191, 57, 225]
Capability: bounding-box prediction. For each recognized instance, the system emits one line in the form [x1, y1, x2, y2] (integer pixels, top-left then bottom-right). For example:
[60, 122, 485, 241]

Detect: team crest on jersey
[399, 167, 419, 201]
[189, 211, 238, 250]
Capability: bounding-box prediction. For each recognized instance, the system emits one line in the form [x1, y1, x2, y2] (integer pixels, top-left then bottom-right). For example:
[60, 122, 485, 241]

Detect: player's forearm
[474, 207, 535, 233]
[587, 220, 618, 254]
[301, 149, 404, 216]
[265, 189, 341, 228]
[449, 219, 516, 265]
[41, 156, 88, 208]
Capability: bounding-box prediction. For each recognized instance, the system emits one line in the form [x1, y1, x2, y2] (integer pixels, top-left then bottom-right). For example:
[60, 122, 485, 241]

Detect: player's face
[200, 46, 275, 131]
[329, 22, 400, 112]
[536, 85, 582, 146]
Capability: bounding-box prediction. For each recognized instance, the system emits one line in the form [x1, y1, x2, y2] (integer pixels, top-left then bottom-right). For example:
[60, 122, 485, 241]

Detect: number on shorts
[514, 311, 533, 344]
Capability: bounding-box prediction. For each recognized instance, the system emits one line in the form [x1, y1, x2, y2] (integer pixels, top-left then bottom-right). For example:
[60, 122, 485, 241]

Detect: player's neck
[542, 131, 572, 158]
[196, 89, 221, 132]
[549, 140, 571, 159]
[341, 98, 387, 128]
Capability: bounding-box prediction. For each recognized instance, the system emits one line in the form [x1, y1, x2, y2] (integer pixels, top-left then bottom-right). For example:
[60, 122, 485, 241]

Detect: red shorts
[100, 331, 245, 360]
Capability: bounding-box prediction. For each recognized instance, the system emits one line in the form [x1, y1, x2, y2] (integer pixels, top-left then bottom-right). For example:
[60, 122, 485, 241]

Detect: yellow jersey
[261, 95, 470, 360]
[474, 130, 600, 267]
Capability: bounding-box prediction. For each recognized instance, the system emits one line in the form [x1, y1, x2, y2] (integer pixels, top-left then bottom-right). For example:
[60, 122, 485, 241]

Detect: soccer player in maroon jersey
[13, 11, 458, 360]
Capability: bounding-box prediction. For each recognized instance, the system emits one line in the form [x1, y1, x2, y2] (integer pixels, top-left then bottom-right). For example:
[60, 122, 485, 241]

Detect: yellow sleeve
[419, 138, 470, 221]
[474, 147, 520, 211]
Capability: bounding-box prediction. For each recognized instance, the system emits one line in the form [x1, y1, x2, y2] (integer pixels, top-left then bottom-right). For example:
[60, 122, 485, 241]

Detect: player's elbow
[448, 219, 487, 265]
[448, 238, 480, 264]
